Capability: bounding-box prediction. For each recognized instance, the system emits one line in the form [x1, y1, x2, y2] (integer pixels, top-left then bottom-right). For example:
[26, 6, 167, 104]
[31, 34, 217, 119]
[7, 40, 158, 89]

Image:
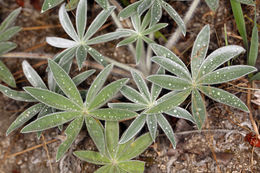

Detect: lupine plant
[0, 7, 21, 88]
[74, 121, 153, 173]
[0, 0, 258, 172]
[147, 25, 257, 129]
[109, 69, 195, 147]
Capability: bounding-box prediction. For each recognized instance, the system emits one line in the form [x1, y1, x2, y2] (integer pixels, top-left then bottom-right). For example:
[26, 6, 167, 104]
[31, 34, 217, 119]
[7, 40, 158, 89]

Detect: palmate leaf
[0, 7, 21, 31]
[191, 25, 210, 79]
[46, 37, 77, 49]
[85, 46, 109, 67]
[248, 14, 258, 67]
[41, 0, 64, 13]
[0, 42, 17, 55]
[118, 1, 142, 19]
[147, 75, 191, 91]
[191, 89, 207, 129]
[199, 86, 249, 112]
[157, 113, 176, 148]
[131, 71, 150, 102]
[0, 84, 36, 102]
[118, 160, 145, 173]
[59, 4, 79, 41]
[95, 165, 114, 173]
[150, 0, 162, 26]
[120, 85, 149, 104]
[118, 132, 153, 161]
[75, 45, 87, 70]
[137, 0, 152, 15]
[198, 65, 256, 84]
[95, 0, 109, 9]
[119, 114, 146, 144]
[24, 87, 82, 111]
[151, 56, 191, 80]
[76, 0, 87, 39]
[6, 103, 44, 135]
[105, 121, 119, 158]
[85, 64, 113, 106]
[85, 116, 106, 155]
[56, 116, 84, 161]
[165, 107, 195, 123]
[84, 6, 115, 41]
[235, 0, 256, 5]
[21, 111, 81, 133]
[88, 78, 129, 110]
[0, 26, 21, 42]
[108, 102, 147, 111]
[90, 108, 138, 121]
[145, 90, 190, 114]
[72, 69, 96, 86]
[161, 1, 186, 36]
[197, 45, 245, 79]
[22, 61, 47, 89]
[146, 114, 157, 141]
[73, 151, 110, 165]
[0, 61, 16, 88]
[151, 67, 165, 102]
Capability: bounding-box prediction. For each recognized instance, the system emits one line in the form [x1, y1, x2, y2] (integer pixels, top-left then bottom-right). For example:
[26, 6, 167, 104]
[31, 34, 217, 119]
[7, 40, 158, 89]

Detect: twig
[165, 0, 201, 49]
[41, 134, 54, 173]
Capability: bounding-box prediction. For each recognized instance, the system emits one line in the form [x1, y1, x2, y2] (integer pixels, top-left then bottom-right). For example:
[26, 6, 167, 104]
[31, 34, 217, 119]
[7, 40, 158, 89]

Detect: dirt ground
[0, 0, 259, 173]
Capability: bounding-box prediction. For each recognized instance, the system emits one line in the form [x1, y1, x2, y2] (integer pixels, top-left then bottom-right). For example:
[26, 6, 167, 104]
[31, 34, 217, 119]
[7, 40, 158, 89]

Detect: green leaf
[119, 114, 146, 144]
[140, 9, 151, 31]
[90, 108, 138, 121]
[0, 84, 36, 102]
[0, 26, 21, 42]
[72, 69, 95, 86]
[118, 132, 153, 161]
[46, 37, 77, 49]
[143, 23, 167, 35]
[161, 1, 186, 36]
[49, 59, 83, 107]
[52, 47, 76, 64]
[22, 61, 47, 89]
[248, 15, 258, 67]
[73, 151, 110, 165]
[59, 4, 80, 41]
[131, 14, 141, 32]
[95, 0, 108, 9]
[191, 25, 210, 79]
[120, 86, 149, 104]
[117, 35, 138, 47]
[41, 0, 63, 13]
[146, 90, 190, 114]
[251, 72, 260, 81]
[95, 165, 114, 173]
[131, 71, 150, 102]
[116, 138, 134, 159]
[76, 45, 87, 70]
[65, 0, 79, 11]
[165, 107, 195, 123]
[24, 87, 81, 111]
[21, 111, 80, 133]
[76, 0, 87, 39]
[85, 64, 113, 106]
[198, 65, 257, 84]
[136, 37, 144, 64]
[205, 0, 219, 11]
[0, 41, 17, 55]
[88, 31, 131, 45]
[230, 0, 248, 50]
[197, 45, 245, 79]
[191, 89, 207, 129]
[6, 103, 44, 135]
[118, 160, 145, 173]
[0, 7, 21, 31]
[85, 116, 106, 155]
[56, 116, 84, 161]
[137, 0, 152, 15]
[118, 1, 142, 19]
[147, 75, 191, 91]
[0, 61, 16, 88]
[88, 78, 129, 110]
[151, 56, 191, 80]
[235, 0, 255, 6]
[157, 113, 176, 148]
[199, 86, 249, 112]
[84, 6, 115, 40]
[108, 103, 147, 111]
[150, 0, 162, 26]
[146, 114, 157, 141]
[86, 46, 108, 66]
[105, 121, 119, 158]
[151, 67, 164, 102]
[150, 43, 188, 71]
